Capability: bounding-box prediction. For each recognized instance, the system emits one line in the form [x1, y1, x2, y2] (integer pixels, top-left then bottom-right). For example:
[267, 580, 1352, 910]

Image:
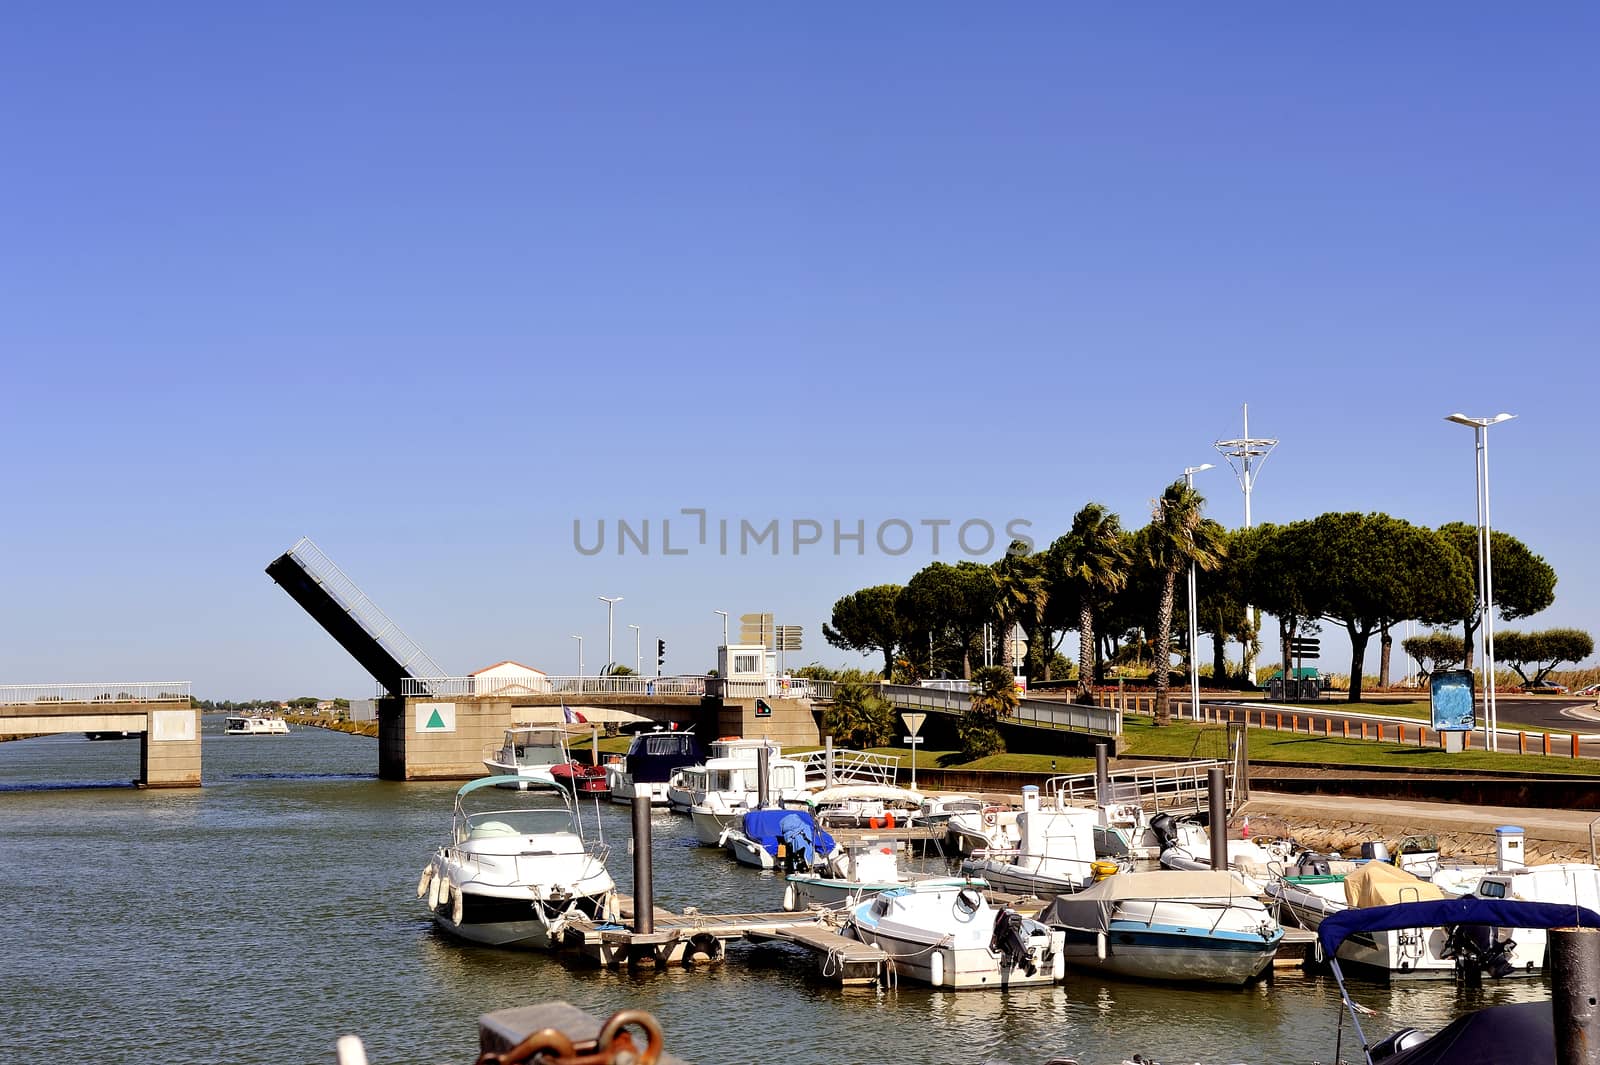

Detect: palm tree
[1057, 504, 1133, 705]
[820, 671, 896, 749]
[1145, 481, 1228, 725]
[991, 541, 1045, 681]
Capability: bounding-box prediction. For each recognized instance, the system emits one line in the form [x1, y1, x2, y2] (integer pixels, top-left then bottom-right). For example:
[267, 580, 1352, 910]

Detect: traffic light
[656, 638, 666, 674]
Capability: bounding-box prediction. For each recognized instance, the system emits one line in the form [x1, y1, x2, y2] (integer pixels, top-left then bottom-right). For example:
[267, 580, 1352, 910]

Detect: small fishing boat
[960, 785, 1112, 895]
[1322, 899, 1600, 1064]
[224, 715, 290, 736]
[416, 772, 618, 949]
[783, 835, 976, 911]
[1041, 870, 1282, 985]
[549, 761, 610, 797]
[1153, 813, 1293, 895]
[718, 807, 839, 873]
[844, 880, 1065, 989]
[605, 727, 703, 806]
[665, 738, 808, 813]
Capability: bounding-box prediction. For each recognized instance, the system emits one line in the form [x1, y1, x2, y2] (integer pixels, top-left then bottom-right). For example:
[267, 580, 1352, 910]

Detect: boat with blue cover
[719, 808, 840, 872]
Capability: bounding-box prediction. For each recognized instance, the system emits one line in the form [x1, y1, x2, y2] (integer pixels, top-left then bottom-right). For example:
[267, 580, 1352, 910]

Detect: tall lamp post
[597, 596, 623, 672]
[1184, 464, 1216, 721]
[1446, 412, 1516, 752]
[713, 610, 729, 648]
[628, 623, 641, 676]
[570, 634, 584, 683]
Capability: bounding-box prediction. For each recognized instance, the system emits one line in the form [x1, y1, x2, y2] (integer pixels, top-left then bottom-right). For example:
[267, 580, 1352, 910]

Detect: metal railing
[706, 677, 815, 700]
[877, 683, 1121, 736]
[0, 681, 192, 707]
[1044, 758, 1232, 814]
[286, 537, 449, 682]
[391, 675, 708, 698]
[797, 747, 903, 787]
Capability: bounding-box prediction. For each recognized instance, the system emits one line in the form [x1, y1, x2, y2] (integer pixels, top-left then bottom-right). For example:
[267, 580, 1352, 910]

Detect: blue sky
[3, 5, 1596, 698]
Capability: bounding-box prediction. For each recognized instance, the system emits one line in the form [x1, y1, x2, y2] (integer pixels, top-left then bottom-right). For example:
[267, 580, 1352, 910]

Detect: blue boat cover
[1382, 1001, 1551, 1065]
[1317, 898, 1600, 955]
[739, 809, 836, 866]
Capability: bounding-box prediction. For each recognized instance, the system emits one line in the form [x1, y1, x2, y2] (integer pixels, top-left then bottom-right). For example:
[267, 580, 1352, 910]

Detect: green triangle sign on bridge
[425, 708, 446, 730]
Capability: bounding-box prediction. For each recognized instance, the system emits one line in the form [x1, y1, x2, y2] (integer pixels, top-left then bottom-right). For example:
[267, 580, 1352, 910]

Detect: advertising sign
[1430, 670, 1476, 732]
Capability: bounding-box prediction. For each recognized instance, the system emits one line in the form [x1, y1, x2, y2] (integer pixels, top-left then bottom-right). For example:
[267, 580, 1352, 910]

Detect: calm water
[0, 720, 1549, 1065]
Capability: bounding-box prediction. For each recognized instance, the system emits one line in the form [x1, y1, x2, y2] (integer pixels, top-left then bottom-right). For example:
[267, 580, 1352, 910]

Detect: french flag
[562, 703, 586, 724]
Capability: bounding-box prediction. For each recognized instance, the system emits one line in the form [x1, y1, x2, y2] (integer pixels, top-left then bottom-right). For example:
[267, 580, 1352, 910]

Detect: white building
[470, 660, 549, 695]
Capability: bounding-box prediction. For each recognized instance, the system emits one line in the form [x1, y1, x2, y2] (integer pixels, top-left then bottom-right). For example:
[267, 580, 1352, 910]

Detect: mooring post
[757, 744, 771, 809]
[824, 735, 834, 786]
[1208, 766, 1228, 873]
[1094, 743, 1110, 806]
[631, 795, 653, 935]
[1552, 927, 1600, 1065]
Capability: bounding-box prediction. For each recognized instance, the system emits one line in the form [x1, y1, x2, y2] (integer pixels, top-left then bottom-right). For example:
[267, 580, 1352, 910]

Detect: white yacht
[224, 715, 290, 736]
[669, 737, 807, 817]
[482, 725, 574, 786]
[416, 772, 618, 950]
[604, 728, 703, 806]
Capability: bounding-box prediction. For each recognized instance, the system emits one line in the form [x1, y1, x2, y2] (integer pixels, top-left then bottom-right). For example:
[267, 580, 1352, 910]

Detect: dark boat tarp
[739, 809, 836, 866]
[1317, 898, 1600, 956]
[1382, 1000, 1554, 1065]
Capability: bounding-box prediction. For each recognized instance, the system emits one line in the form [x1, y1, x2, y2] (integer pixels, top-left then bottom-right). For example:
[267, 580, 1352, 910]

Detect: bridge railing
[797, 747, 904, 786]
[0, 681, 192, 707]
[877, 683, 1121, 736]
[391, 675, 707, 698]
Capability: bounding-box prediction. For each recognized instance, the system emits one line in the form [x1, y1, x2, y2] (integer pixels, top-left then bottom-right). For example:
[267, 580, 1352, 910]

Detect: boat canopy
[809, 784, 924, 805]
[460, 772, 557, 796]
[1317, 897, 1600, 956]
[1376, 1001, 1553, 1065]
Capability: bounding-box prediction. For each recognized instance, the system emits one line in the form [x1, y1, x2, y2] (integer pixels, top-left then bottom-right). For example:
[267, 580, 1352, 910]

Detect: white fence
[1044, 758, 1232, 813]
[0, 681, 192, 707]
[392, 675, 707, 698]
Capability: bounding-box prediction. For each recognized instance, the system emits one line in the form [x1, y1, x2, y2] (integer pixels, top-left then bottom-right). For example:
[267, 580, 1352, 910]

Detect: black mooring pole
[631, 794, 653, 935]
[1208, 766, 1228, 873]
[1094, 743, 1111, 806]
[1553, 927, 1600, 1065]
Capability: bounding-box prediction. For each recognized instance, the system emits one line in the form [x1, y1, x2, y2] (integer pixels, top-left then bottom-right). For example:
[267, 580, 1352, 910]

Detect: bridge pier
[0, 685, 199, 787]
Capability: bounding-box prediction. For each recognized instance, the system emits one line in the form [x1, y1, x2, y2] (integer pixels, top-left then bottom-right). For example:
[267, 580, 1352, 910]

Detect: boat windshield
[512, 741, 566, 766]
[467, 809, 575, 837]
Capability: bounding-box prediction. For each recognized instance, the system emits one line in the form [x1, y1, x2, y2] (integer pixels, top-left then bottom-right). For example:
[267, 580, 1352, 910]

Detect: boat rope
[475, 1009, 664, 1065]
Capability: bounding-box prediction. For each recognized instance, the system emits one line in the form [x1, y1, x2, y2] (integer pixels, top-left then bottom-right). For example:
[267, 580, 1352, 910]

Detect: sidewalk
[1239, 789, 1600, 860]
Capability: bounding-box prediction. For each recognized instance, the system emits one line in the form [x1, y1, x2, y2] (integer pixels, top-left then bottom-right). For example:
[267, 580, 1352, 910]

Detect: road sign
[776, 625, 803, 651]
[1289, 639, 1321, 658]
[740, 612, 775, 647]
[903, 712, 927, 736]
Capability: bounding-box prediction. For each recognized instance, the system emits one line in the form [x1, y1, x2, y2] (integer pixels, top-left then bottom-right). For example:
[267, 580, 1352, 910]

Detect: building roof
[471, 660, 547, 676]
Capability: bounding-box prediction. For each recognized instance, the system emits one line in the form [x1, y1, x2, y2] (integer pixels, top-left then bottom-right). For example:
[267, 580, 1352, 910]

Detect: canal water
[0, 720, 1549, 1065]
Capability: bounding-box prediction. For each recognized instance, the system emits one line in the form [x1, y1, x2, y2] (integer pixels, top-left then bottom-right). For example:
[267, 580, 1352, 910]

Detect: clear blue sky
[3, 5, 1596, 698]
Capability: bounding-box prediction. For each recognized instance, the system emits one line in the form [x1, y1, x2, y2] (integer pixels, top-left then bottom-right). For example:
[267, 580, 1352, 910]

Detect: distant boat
[224, 715, 291, 736]
[84, 731, 136, 741]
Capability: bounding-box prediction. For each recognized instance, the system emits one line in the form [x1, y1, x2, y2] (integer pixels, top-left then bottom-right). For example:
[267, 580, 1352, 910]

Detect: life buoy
[884, 812, 896, 829]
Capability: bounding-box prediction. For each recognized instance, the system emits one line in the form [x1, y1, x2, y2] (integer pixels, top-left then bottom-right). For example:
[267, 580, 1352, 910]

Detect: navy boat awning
[1317, 898, 1600, 956]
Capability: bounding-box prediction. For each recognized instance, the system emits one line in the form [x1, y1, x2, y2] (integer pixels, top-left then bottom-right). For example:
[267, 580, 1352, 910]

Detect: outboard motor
[1292, 851, 1332, 877]
[1149, 812, 1180, 853]
[990, 908, 1037, 976]
[778, 813, 820, 871]
[1442, 923, 1517, 981]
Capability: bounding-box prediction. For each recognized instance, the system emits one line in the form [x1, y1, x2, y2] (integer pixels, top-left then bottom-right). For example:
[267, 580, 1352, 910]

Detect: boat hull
[1060, 923, 1279, 985]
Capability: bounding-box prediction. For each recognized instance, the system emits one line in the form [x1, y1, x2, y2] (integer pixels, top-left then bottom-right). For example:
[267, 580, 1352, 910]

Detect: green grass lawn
[860, 714, 1600, 778]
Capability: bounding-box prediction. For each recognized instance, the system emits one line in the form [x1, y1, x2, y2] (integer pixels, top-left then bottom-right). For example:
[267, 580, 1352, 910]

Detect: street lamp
[570, 634, 584, 680]
[713, 610, 729, 648]
[628, 623, 641, 675]
[1184, 464, 1216, 721]
[1446, 412, 1516, 752]
[597, 596, 623, 672]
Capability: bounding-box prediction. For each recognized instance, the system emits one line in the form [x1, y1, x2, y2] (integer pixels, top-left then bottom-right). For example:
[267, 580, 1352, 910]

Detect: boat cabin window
[470, 810, 573, 836]
[1479, 879, 1508, 899]
[513, 741, 565, 765]
[643, 734, 691, 756]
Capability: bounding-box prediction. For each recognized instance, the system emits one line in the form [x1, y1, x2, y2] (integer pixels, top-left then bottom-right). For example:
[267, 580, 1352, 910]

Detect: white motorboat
[224, 715, 290, 736]
[1153, 814, 1293, 895]
[481, 725, 576, 786]
[945, 800, 1020, 858]
[1042, 870, 1282, 985]
[808, 783, 924, 831]
[690, 790, 745, 846]
[666, 738, 808, 813]
[1276, 860, 1541, 979]
[604, 728, 703, 806]
[784, 835, 976, 912]
[416, 772, 618, 950]
[844, 880, 1065, 989]
[960, 786, 1111, 896]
